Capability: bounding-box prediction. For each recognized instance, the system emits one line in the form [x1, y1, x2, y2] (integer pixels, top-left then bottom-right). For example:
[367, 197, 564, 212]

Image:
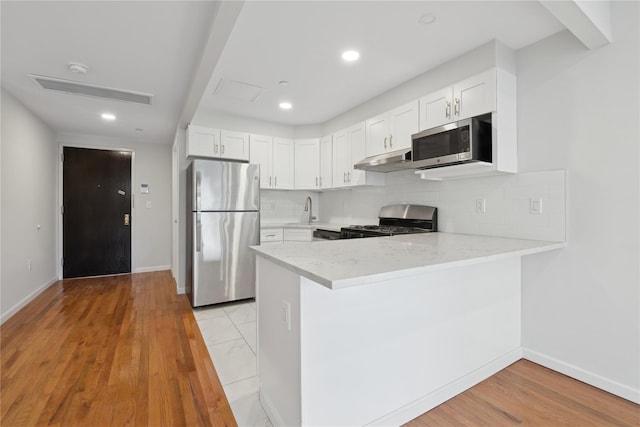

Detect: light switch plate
[475, 198, 486, 214]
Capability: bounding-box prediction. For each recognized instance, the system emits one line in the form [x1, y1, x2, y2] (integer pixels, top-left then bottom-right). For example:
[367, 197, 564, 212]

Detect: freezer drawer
[192, 211, 259, 306]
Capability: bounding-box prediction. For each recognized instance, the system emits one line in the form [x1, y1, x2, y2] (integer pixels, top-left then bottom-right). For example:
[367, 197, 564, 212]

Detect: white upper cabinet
[419, 69, 496, 131]
[187, 126, 249, 161]
[294, 138, 320, 189]
[417, 67, 517, 180]
[186, 125, 221, 158]
[250, 135, 293, 189]
[389, 101, 419, 151]
[220, 130, 249, 161]
[249, 134, 273, 189]
[272, 137, 294, 189]
[319, 136, 333, 189]
[333, 123, 385, 188]
[332, 129, 351, 189]
[365, 101, 418, 157]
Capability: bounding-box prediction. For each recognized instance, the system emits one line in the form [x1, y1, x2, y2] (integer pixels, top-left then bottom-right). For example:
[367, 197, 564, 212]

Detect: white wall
[1, 89, 58, 322]
[518, 2, 639, 402]
[57, 133, 172, 274]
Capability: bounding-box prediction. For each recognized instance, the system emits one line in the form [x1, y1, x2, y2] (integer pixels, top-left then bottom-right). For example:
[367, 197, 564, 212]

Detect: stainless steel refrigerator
[186, 159, 260, 307]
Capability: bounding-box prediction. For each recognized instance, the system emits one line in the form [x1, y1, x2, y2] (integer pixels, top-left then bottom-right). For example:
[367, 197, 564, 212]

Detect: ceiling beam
[539, 0, 612, 49]
[177, 1, 245, 131]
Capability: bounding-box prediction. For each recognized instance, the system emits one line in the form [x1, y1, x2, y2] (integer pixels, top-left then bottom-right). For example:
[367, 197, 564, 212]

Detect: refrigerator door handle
[195, 171, 202, 212]
[196, 212, 202, 252]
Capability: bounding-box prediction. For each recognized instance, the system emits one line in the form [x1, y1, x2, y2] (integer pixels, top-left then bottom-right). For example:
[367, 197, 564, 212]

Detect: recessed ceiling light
[342, 50, 360, 62]
[101, 113, 116, 121]
[419, 13, 437, 25]
[68, 62, 88, 74]
[279, 80, 289, 87]
[279, 102, 292, 110]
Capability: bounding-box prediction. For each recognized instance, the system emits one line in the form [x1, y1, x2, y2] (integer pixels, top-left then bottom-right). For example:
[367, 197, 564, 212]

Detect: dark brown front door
[63, 147, 132, 278]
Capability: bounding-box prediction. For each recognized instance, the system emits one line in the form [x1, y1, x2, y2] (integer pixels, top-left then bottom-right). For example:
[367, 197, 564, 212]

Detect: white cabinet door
[294, 138, 320, 189]
[250, 134, 273, 189]
[220, 130, 249, 161]
[389, 101, 419, 151]
[348, 122, 367, 186]
[319, 136, 332, 189]
[332, 129, 350, 188]
[419, 87, 453, 130]
[364, 113, 389, 157]
[453, 69, 496, 120]
[186, 125, 220, 157]
[272, 137, 294, 189]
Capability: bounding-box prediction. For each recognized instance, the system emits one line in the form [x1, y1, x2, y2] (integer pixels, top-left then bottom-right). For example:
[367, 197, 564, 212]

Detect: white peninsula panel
[257, 255, 522, 426]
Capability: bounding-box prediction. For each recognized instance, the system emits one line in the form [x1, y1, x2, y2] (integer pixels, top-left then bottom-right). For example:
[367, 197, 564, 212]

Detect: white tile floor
[193, 300, 272, 427]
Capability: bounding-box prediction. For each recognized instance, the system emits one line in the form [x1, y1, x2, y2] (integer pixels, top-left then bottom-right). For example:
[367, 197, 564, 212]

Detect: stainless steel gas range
[313, 204, 437, 240]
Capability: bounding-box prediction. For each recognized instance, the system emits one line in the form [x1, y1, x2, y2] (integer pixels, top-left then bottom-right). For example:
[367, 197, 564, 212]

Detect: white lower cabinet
[260, 227, 283, 245]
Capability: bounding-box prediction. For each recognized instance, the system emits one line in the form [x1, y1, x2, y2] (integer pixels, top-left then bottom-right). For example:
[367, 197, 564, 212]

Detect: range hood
[353, 148, 414, 172]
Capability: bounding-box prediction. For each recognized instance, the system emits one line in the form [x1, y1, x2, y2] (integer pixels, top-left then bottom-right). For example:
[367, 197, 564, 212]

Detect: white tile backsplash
[318, 169, 566, 242]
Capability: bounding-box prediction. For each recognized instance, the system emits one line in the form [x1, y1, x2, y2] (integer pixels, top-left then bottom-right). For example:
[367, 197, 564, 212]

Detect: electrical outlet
[530, 197, 543, 214]
[475, 198, 486, 214]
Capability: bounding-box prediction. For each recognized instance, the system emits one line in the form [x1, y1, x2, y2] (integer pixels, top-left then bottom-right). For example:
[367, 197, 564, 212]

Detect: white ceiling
[197, 1, 565, 126]
[1, 1, 219, 145]
[1, 1, 566, 145]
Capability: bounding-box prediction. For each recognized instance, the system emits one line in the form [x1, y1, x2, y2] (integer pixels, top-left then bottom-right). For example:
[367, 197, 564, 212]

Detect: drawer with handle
[260, 228, 284, 243]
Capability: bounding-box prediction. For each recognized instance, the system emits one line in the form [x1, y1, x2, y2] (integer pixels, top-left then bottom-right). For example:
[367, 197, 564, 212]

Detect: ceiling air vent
[214, 78, 263, 103]
[27, 74, 153, 105]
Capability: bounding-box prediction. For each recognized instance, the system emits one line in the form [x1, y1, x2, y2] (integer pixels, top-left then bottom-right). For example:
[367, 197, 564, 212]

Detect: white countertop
[251, 233, 566, 290]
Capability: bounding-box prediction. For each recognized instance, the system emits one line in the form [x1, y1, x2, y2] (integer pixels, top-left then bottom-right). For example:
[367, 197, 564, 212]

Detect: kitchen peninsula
[251, 233, 565, 426]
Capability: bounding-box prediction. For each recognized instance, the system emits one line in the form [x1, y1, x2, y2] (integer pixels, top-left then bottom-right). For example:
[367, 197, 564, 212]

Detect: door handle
[196, 212, 202, 252]
[195, 171, 202, 212]
[124, 213, 130, 226]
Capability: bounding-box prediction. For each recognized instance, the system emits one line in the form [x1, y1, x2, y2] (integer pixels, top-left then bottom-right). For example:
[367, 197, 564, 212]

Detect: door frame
[57, 143, 136, 280]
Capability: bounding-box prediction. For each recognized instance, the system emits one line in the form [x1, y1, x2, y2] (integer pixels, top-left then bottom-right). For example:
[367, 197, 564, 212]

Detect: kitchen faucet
[304, 196, 315, 224]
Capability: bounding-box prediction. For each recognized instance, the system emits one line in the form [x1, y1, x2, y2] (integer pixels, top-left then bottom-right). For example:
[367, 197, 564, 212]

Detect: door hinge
[60, 152, 64, 162]
[60, 257, 64, 267]
[61, 206, 64, 215]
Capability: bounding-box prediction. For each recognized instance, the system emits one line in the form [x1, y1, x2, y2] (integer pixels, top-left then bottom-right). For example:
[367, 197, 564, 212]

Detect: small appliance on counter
[340, 204, 437, 239]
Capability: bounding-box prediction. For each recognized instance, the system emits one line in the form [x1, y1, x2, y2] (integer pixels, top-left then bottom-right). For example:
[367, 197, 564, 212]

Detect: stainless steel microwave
[411, 114, 492, 169]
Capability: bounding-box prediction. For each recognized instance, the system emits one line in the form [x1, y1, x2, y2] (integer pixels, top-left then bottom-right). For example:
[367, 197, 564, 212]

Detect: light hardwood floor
[406, 359, 639, 426]
[2, 272, 638, 426]
[1, 271, 236, 426]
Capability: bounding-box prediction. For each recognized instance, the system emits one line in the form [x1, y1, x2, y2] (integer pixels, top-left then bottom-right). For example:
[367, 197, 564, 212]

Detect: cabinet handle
[275, 176, 277, 187]
[445, 101, 451, 118]
[214, 144, 219, 154]
[269, 176, 272, 187]
[347, 171, 351, 183]
[221, 144, 225, 154]
[389, 135, 393, 148]
[265, 234, 276, 237]
[344, 172, 347, 183]
[454, 98, 460, 116]
[320, 177, 322, 187]
[316, 177, 318, 187]
[384, 137, 387, 149]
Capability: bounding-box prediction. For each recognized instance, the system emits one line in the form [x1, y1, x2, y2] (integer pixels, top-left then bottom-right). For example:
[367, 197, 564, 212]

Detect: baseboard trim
[259, 389, 289, 427]
[134, 265, 171, 273]
[366, 348, 524, 426]
[1, 276, 58, 324]
[523, 348, 640, 404]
